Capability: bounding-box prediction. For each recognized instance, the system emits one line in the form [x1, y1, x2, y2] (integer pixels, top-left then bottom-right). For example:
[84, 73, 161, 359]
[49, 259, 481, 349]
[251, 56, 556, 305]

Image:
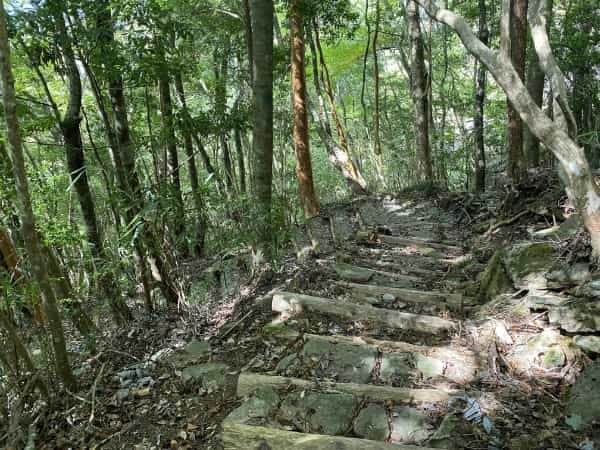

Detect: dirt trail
[218, 197, 495, 449]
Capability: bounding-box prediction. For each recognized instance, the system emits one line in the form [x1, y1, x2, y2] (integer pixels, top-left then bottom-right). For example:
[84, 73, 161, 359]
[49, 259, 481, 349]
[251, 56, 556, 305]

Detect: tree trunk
[407, 0, 434, 182]
[372, 0, 385, 183]
[241, 0, 253, 86]
[97, 1, 179, 305]
[473, 0, 488, 191]
[158, 76, 186, 239]
[251, 0, 274, 253]
[522, 0, 551, 169]
[233, 127, 247, 193]
[215, 50, 235, 192]
[506, 0, 528, 184]
[0, 4, 76, 390]
[413, 0, 600, 257]
[290, 0, 320, 219]
[174, 72, 207, 256]
[309, 23, 368, 193]
[56, 15, 132, 324]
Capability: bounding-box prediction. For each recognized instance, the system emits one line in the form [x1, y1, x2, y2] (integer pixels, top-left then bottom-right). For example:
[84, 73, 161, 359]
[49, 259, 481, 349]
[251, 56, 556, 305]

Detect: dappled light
[0, 0, 598, 448]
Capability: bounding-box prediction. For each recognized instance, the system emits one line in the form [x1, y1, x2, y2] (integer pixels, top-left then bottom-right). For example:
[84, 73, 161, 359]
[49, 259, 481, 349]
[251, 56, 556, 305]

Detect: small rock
[365, 296, 379, 305]
[181, 363, 227, 389]
[382, 293, 395, 303]
[574, 335, 600, 354]
[116, 388, 130, 402]
[353, 404, 390, 441]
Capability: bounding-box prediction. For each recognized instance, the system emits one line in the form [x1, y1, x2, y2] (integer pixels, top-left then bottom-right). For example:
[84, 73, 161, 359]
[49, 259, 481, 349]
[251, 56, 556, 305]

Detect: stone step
[272, 292, 458, 335]
[236, 372, 459, 403]
[356, 231, 463, 253]
[271, 332, 481, 384]
[334, 262, 421, 285]
[221, 422, 441, 450]
[335, 281, 475, 312]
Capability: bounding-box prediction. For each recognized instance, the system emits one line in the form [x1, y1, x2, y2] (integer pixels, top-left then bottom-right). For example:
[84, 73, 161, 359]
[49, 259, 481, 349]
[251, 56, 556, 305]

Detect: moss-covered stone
[505, 242, 556, 288]
[478, 250, 512, 303]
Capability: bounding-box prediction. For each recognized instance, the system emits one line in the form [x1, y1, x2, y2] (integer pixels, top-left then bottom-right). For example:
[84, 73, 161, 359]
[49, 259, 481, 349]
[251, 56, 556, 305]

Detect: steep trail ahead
[219, 197, 491, 449]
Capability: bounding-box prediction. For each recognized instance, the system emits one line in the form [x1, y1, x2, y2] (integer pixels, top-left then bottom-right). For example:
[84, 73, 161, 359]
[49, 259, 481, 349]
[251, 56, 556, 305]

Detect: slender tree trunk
[290, 0, 320, 218]
[251, 0, 274, 253]
[360, 0, 371, 129]
[158, 76, 186, 239]
[0, 4, 76, 390]
[312, 21, 369, 193]
[407, 0, 434, 182]
[506, 0, 528, 184]
[215, 50, 235, 191]
[372, 0, 385, 183]
[233, 126, 247, 193]
[174, 72, 207, 256]
[242, 0, 253, 86]
[57, 15, 131, 324]
[473, 0, 488, 191]
[98, 1, 179, 305]
[522, 0, 551, 169]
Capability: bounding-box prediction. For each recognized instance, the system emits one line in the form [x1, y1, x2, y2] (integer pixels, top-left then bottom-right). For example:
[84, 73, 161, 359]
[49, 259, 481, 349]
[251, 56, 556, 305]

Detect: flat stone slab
[299, 337, 377, 383]
[390, 407, 432, 444]
[163, 338, 211, 368]
[566, 360, 600, 430]
[181, 362, 227, 389]
[353, 404, 390, 441]
[278, 391, 356, 436]
[548, 301, 600, 333]
[574, 335, 600, 354]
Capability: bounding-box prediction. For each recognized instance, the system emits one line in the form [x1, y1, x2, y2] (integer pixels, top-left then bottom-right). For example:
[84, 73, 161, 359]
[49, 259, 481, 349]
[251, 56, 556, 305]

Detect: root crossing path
[218, 197, 496, 449]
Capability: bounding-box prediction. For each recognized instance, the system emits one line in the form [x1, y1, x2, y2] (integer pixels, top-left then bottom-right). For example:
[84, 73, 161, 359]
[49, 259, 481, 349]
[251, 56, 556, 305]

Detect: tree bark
[290, 0, 320, 219]
[215, 50, 235, 191]
[506, 0, 528, 184]
[522, 0, 550, 169]
[309, 23, 368, 193]
[412, 0, 600, 257]
[0, 3, 76, 390]
[372, 0, 385, 182]
[158, 76, 186, 239]
[241, 0, 253, 86]
[407, 0, 434, 182]
[174, 72, 207, 256]
[473, 0, 488, 191]
[251, 0, 274, 253]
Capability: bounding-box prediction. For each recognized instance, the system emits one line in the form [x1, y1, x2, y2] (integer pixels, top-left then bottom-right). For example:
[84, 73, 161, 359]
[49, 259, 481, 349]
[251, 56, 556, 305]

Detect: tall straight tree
[0, 1, 76, 390]
[407, 0, 433, 182]
[290, 0, 319, 218]
[251, 0, 274, 252]
[523, 0, 551, 167]
[506, 0, 528, 183]
[473, 0, 488, 191]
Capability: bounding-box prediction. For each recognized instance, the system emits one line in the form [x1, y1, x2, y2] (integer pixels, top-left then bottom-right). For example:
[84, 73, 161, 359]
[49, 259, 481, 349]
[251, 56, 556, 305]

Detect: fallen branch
[484, 209, 531, 237]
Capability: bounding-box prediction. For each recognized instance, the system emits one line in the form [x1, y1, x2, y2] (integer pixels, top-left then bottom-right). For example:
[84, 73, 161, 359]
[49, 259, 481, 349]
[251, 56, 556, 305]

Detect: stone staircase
[219, 198, 488, 449]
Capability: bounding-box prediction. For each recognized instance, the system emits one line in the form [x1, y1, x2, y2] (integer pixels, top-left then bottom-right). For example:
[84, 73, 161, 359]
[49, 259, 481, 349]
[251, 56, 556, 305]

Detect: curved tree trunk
[413, 0, 600, 257]
[372, 0, 385, 183]
[290, 0, 320, 218]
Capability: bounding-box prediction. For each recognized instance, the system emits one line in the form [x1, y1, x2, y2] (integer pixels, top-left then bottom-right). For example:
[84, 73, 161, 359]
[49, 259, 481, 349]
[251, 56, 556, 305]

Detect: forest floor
[37, 179, 600, 450]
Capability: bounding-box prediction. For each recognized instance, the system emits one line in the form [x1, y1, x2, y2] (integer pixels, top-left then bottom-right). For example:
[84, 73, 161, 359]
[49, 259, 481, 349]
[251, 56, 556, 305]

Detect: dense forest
[0, 0, 599, 448]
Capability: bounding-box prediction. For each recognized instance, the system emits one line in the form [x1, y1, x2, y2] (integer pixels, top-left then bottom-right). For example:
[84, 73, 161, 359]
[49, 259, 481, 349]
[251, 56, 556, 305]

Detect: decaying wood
[236, 372, 458, 403]
[272, 292, 457, 334]
[221, 421, 439, 450]
[334, 262, 420, 284]
[335, 281, 474, 310]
